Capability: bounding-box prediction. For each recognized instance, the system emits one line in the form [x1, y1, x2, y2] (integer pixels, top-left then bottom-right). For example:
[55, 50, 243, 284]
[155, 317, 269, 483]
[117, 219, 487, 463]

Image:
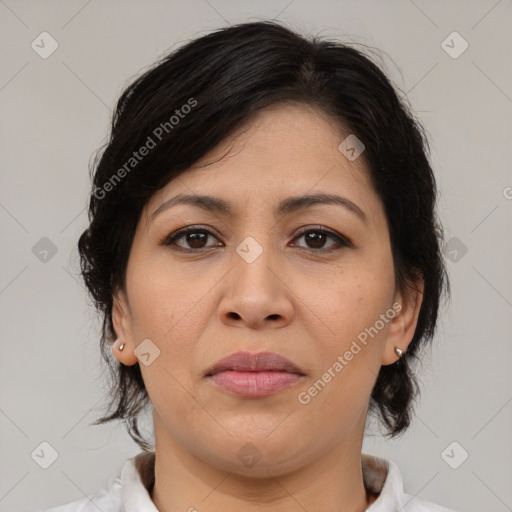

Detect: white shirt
[37, 451, 457, 511]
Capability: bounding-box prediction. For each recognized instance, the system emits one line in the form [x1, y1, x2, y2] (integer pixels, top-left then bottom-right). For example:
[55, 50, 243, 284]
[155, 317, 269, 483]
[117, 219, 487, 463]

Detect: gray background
[1, 1, 511, 511]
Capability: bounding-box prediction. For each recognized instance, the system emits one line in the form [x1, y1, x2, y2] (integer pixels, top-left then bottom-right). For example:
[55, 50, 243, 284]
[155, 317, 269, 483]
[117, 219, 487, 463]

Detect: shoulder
[362, 453, 459, 512]
[387, 458, 459, 512]
[33, 451, 155, 512]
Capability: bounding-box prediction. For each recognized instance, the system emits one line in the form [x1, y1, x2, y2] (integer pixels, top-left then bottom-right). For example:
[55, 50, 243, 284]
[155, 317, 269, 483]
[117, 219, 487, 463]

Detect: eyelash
[161, 225, 353, 254]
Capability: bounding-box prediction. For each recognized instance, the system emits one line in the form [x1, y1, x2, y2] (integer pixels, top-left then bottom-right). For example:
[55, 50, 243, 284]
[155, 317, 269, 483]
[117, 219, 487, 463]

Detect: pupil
[307, 232, 325, 248]
[188, 232, 206, 248]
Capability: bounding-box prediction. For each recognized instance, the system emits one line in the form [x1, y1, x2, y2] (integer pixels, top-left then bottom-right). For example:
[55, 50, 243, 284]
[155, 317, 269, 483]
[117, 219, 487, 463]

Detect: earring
[394, 346, 403, 359]
[119, 342, 125, 351]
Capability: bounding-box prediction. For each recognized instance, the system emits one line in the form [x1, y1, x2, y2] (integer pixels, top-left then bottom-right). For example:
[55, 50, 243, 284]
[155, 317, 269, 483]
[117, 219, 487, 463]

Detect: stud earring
[394, 346, 403, 359]
[119, 342, 125, 351]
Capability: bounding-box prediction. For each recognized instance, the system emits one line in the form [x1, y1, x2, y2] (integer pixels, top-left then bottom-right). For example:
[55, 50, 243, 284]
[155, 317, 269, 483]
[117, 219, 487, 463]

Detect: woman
[38, 20, 455, 512]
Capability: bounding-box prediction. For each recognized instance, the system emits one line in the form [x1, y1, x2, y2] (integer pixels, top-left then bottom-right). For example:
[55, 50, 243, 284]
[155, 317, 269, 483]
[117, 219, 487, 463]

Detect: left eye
[162, 226, 351, 252]
[292, 228, 350, 251]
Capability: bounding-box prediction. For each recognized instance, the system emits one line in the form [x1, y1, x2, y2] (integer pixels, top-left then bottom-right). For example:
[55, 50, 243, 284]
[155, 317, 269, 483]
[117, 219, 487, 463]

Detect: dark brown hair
[78, 20, 449, 451]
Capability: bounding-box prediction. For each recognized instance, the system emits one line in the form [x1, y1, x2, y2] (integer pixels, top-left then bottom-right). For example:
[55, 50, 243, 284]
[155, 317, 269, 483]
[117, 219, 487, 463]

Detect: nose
[217, 238, 294, 330]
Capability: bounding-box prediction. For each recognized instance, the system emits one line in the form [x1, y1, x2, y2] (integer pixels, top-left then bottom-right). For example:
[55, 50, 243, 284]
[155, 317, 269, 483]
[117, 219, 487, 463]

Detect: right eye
[162, 226, 224, 252]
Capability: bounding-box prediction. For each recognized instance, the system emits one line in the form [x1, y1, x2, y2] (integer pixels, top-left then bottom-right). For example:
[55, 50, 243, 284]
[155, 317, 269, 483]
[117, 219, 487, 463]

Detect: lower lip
[209, 371, 303, 398]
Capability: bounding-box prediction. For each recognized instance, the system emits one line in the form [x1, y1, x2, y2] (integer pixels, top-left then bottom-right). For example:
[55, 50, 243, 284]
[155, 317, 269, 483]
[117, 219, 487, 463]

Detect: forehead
[193, 103, 355, 173]
[144, 103, 381, 223]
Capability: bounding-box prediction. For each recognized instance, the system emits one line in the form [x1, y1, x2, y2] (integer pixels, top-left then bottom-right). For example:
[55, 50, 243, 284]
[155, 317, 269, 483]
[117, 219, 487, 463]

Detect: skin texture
[112, 103, 423, 512]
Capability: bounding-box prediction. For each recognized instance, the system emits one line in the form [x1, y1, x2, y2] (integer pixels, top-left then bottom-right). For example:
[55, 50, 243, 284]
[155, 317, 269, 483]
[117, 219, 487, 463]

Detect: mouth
[205, 350, 305, 377]
[205, 351, 306, 398]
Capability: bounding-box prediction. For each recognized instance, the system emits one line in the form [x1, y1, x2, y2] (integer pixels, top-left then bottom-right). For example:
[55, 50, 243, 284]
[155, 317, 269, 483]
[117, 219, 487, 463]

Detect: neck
[149, 413, 375, 512]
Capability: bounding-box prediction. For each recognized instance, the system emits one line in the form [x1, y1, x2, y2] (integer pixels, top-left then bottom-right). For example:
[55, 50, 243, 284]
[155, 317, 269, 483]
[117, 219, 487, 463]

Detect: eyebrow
[150, 192, 367, 223]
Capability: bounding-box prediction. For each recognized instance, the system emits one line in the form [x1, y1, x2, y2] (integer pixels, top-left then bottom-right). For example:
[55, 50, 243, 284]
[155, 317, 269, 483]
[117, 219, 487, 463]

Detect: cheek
[126, 251, 210, 337]
[302, 248, 395, 369]
[295, 276, 393, 425]
[312, 252, 394, 326]
[126, 256, 227, 396]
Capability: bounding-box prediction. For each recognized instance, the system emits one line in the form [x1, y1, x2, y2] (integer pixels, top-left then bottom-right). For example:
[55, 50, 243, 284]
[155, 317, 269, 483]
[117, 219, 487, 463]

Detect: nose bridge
[224, 192, 283, 275]
[232, 203, 278, 269]
[217, 226, 293, 327]
[232, 231, 278, 293]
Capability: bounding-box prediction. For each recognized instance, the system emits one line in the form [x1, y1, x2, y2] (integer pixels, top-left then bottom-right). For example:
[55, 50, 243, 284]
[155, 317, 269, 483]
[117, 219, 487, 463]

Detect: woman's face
[113, 103, 422, 476]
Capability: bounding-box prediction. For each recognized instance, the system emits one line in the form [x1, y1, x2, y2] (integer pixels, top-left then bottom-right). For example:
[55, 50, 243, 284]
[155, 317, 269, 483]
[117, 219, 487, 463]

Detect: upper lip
[206, 351, 305, 376]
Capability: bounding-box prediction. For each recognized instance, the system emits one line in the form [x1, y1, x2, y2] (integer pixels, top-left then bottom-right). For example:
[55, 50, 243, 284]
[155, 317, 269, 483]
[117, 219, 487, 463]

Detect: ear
[111, 289, 139, 366]
[381, 276, 424, 366]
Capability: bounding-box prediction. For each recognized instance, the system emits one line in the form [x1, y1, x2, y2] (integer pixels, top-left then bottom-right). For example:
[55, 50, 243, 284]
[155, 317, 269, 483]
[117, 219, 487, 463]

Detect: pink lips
[206, 351, 305, 398]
